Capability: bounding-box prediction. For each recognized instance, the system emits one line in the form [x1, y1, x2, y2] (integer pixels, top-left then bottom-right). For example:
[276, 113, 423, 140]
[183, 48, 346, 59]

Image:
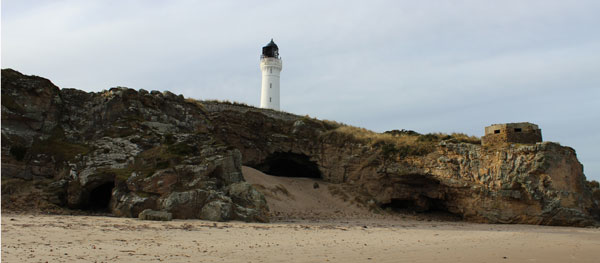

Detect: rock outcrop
[138, 209, 173, 221]
[2, 69, 598, 226]
[1, 69, 267, 222]
[204, 104, 598, 226]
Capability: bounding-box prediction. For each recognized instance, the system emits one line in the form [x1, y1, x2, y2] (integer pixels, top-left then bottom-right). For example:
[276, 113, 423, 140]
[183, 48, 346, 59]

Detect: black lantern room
[262, 39, 279, 58]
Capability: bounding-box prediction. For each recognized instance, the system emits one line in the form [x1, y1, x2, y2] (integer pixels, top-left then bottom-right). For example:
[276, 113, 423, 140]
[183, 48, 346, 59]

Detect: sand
[2, 213, 600, 263]
[242, 166, 372, 220]
[2, 167, 599, 262]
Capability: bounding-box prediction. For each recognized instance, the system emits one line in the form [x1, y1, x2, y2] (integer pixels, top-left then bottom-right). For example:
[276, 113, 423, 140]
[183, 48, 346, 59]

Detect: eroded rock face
[2, 69, 598, 226]
[204, 97, 599, 227]
[1, 69, 267, 222]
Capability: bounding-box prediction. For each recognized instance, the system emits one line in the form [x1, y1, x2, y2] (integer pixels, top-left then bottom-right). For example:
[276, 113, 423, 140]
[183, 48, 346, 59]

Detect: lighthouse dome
[265, 39, 278, 48]
[262, 39, 279, 58]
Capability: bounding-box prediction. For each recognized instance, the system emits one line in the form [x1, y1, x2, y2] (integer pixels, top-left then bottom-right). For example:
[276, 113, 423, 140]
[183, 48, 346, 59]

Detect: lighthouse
[260, 39, 282, 110]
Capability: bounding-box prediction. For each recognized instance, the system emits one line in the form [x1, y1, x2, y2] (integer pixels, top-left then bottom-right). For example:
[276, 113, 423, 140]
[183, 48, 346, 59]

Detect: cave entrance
[381, 196, 462, 220]
[84, 181, 114, 212]
[254, 152, 322, 178]
[381, 198, 417, 212]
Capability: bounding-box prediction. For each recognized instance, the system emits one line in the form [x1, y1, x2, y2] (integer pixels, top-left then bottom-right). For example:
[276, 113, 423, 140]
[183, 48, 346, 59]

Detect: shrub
[449, 132, 481, 144]
[384, 129, 420, 136]
[417, 133, 439, 142]
[380, 143, 399, 160]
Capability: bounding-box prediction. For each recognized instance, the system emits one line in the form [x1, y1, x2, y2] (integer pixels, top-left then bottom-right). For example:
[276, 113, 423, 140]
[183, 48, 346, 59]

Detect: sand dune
[242, 166, 372, 220]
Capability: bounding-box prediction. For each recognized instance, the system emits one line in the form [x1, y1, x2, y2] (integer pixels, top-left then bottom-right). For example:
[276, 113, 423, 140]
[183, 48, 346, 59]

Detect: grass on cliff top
[182, 97, 481, 156]
[185, 98, 251, 111]
[321, 122, 480, 157]
[203, 99, 251, 107]
[184, 98, 207, 110]
[190, 98, 299, 116]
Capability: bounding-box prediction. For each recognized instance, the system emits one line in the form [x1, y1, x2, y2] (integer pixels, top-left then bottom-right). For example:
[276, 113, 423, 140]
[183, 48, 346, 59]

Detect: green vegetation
[29, 127, 91, 163]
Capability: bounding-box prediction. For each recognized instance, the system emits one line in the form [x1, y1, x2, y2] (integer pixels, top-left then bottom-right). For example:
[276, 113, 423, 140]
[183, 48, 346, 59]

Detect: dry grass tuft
[321, 125, 480, 158]
[204, 99, 251, 107]
[184, 98, 206, 109]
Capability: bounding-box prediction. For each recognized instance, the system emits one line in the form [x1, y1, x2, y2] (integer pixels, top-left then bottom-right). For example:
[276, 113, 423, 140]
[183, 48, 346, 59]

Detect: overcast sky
[3, 0, 600, 181]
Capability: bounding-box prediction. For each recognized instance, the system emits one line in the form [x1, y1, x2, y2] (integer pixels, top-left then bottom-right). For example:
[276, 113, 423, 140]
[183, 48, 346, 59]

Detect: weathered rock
[138, 209, 172, 221]
[205, 98, 599, 226]
[1, 69, 267, 222]
[227, 182, 269, 222]
[200, 200, 233, 221]
[1, 69, 598, 226]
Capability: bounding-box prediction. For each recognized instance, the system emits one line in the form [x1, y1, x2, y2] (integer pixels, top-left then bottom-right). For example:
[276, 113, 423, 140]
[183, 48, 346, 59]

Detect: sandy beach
[2, 167, 599, 262]
[2, 213, 600, 263]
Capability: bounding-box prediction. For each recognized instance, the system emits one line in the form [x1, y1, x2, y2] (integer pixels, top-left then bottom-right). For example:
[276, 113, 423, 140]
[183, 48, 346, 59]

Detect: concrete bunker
[482, 122, 542, 146]
[254, 152, 322, 178]
[83, 181, 115, 211]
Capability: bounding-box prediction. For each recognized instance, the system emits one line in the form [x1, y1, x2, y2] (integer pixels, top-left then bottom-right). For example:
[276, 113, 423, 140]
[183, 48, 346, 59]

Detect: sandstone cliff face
[203, 92, 599, 227]
[2, 69, 598, 226]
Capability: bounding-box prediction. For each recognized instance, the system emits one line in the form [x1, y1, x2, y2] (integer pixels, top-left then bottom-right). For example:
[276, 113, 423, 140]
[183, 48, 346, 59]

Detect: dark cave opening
[381, 196, 462, 220]
[381, 198, 417, 212]
[84, 181, 114, 212]
[254, 152, 322, 178]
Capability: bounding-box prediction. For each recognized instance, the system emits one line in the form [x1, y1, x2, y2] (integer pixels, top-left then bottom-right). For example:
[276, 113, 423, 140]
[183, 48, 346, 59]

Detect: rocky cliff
[1, 69, 267, 222]
[2, 69, 599, 226]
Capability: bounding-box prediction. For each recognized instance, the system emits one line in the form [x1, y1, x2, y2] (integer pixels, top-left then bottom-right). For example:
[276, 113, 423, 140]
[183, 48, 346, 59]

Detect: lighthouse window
[270, 68, 272, 73]
[270, 97, 272, 102]
[270, 83, 272, 89]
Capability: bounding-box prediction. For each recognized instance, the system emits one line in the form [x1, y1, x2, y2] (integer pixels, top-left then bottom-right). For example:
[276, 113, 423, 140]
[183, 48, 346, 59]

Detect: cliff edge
[2, 69, 598, 226]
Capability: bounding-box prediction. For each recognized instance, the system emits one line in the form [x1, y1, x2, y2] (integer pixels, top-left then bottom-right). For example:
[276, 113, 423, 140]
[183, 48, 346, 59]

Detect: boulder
[138, 209, 172, 221]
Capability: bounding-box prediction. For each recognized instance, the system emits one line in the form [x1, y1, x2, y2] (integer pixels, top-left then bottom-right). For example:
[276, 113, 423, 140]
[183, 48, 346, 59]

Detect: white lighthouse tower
[260, 39, 282, 110]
